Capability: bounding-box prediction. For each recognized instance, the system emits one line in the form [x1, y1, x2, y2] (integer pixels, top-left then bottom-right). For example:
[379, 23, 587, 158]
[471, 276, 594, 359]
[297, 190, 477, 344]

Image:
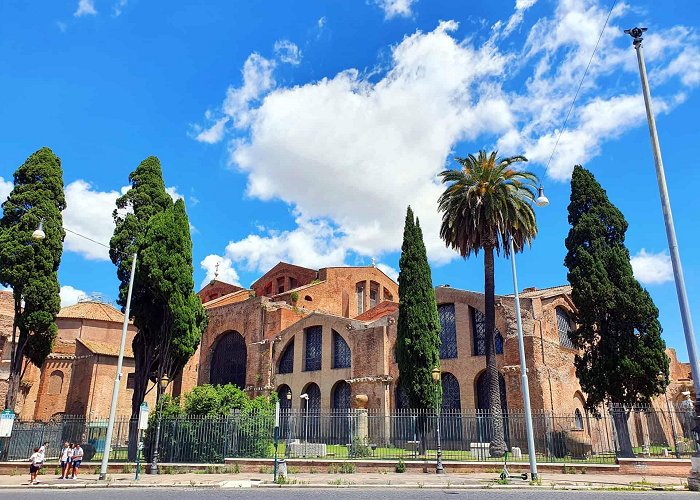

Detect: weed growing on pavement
[121, 464, 135, 474]
[259, 465, 273, 474]
[563, 465, 576, 474]
[496, 477, 509, 485]
[417, 481, 424, 488]
[580, 466, 587, 474]
[395, 458, 406, 473]
[288, 466, 300, 474]
[190, 480, 196, 487]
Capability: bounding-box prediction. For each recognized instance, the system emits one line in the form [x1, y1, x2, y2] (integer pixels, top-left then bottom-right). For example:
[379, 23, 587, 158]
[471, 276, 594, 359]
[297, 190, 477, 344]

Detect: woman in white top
[28, 447, 43, 484]
[59, 442, 71, 479]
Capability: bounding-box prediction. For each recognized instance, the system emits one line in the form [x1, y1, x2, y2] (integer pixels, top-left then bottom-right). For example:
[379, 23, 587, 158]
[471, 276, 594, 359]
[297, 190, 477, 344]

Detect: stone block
[510, 447, 522, 459]
[287, 441, 327, 457]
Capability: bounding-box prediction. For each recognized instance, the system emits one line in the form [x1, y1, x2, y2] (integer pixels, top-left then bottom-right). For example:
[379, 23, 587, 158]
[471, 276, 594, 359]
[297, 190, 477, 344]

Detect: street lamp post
[300, 393, 309, 456]
[625, 26, 700, 490]
[432, 367, 444, 474]
[149, 374, 170, 474]
[507, 185, 549, 481]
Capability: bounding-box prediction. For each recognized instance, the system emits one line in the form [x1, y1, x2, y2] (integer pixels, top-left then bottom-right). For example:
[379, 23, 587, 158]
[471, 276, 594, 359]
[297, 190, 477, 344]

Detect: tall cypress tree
[396, 206, 441, 413]
[110, 156, 176, 422]
[564, 165, 669, 457]
[0, 147, 65, 411]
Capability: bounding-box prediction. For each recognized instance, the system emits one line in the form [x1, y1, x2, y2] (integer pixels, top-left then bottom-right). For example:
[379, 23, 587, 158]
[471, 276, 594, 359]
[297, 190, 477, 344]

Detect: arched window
[471, 307, 504, 356]
[383, 288, 394, 302]
[302, 382, 321, 411]
[557, 308, 575, 349]
[441, 373, 461, 410]
[302, 382, 321, 442]
[331, 381, 352, 410]
[304, 326, 322, 371]
[278, 339, 294, 374]
[438, 303, 458, 359]
[48, 370, 64, 395]
[574, 408, 584, 430]
[210, 331, 247, 388]
[369, 281, 380, 308]
[332, 330, 351, 369]
[278, 384, 292, 410]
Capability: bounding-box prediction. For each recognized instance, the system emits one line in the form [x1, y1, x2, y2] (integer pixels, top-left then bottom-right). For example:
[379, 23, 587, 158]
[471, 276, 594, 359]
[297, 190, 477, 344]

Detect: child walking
[28, 447, 43, 484]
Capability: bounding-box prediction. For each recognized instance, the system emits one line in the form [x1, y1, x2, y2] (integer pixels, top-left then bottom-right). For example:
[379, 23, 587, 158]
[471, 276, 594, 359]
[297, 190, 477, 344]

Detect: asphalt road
[10, 490, 697, 499]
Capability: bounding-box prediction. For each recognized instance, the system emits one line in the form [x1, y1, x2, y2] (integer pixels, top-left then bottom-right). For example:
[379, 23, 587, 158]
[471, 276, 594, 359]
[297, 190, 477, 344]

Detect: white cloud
[0, 176, 12, 206]
[499, 0, 538, 38]
[373, 0, 416, 19]
[74, 0, 97, 17]
[274, 40, 302, 65]
[112, 0, 128, 17]
[195, 3, 700, 270]
[631, 249, 674, 285]
[200, 254, 241, 289]
[376, 263, 399, 282]
[318, 17, 327, 29]
[60, 285, 87, 307]
[63, 180, 121, 260]
[193, 53, 275, 143]
[165, 186, 184, 201]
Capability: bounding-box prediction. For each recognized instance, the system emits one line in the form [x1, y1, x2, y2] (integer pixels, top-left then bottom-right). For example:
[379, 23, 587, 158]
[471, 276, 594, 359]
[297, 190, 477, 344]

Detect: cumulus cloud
[60, 285, 87, 307]
[194, 2, 699, 270]
[0, 176, 12, 206]
[373, 0, 416, 19]
[112, 0, 128, 17]
[376, 263, 399, 282]
[165, 186, 184, 201]
[631, 249, 674, 285]
[200, 254, 241, 289]
[274, 40, 302, 65]
[74, 0, 97, 17]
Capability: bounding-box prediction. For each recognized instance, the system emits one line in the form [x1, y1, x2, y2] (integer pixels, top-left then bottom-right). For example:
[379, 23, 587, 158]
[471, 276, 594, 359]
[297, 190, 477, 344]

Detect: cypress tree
[564, 165, 669, 457]
[0, 147, 65, 410]
[396, 206, 441, 412]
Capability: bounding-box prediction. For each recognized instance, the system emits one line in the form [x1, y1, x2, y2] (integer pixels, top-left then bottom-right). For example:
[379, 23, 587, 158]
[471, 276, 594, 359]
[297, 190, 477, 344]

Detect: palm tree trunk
[484, 246, 507, 457]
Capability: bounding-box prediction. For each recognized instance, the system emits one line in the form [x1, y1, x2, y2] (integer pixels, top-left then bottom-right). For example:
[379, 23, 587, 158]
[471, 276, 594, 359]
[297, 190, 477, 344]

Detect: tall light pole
[625, 26, 700, 490]
[150, 374, 170, 474]
[431, 367, 444, 474]
[508, 185, 549, 481]
[300, 393, 309, 456]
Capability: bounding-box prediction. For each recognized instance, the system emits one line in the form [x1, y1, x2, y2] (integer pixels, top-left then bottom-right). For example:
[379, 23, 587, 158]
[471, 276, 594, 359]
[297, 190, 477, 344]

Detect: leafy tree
[564, 165, 669, 457]
[396, 206, 441, 410]
[437, 150, 539, 457]
[110, 156, 173, 420]
[0, 147, 65, 410]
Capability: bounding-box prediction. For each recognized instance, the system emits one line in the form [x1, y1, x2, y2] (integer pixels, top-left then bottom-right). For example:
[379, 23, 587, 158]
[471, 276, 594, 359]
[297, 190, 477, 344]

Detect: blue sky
[1, 0, 699, 360]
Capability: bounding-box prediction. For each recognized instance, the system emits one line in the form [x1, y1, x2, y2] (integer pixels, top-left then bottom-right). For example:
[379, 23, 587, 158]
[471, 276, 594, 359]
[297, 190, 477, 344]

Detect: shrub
[395, 458, 406, 473]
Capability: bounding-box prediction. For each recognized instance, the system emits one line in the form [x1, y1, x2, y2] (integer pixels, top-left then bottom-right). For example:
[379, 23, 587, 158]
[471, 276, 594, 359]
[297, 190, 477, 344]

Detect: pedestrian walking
[71, 443, 84, 479]
[28, 447, 43, 485]
[38, 441, 49, 456]
[59, 442, 71, 479]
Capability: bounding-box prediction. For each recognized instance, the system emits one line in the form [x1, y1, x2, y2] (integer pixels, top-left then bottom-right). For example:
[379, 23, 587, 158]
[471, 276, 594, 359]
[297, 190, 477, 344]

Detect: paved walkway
[0, 470, 689, 490]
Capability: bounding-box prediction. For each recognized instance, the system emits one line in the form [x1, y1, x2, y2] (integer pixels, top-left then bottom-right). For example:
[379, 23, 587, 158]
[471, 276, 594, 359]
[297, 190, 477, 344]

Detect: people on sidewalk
[59, 442, 71, 479]
[71, 443, 83, 479]
[28, 447, 43, 484]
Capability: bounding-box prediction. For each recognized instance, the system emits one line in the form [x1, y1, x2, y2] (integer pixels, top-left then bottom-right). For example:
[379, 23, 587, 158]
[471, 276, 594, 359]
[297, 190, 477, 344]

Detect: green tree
[0, 147, 65, 411]
[437, 150, 539, 457]
[564, 165, 669, 457]
[110, 156, 173, 420]
[396, 207, 441, 454]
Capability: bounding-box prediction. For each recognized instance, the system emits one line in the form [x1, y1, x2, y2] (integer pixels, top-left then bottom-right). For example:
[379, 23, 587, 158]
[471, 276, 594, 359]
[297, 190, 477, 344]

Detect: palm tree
[437, 150, 539, 457]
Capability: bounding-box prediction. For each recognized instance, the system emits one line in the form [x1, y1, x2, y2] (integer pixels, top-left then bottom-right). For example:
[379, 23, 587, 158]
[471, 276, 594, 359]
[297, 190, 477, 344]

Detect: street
[9, 490, 698, 499]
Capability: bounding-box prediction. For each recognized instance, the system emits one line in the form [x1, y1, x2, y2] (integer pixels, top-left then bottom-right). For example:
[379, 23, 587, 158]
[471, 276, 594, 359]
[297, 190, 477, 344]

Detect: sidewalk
[0, 470, 689, 491]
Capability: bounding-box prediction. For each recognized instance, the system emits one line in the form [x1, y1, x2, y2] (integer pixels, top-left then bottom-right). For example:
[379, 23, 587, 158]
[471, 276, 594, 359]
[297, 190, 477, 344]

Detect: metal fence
[2, 406, 696, 464]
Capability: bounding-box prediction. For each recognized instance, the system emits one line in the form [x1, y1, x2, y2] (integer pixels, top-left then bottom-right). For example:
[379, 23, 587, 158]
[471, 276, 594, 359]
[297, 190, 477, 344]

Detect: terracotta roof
[76, 338, 134, 358]
[250, 261, 318, 289]
[203, 289, 252, 309]
[272, 280, 326, 298]
[57, 301, 125, 323]
[355, 301, 399, 321]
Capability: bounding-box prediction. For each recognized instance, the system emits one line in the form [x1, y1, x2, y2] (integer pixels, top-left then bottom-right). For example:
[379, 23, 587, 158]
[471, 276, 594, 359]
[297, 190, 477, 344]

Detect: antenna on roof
[371, 257, 376, 268]
[214, 262, 220, 280]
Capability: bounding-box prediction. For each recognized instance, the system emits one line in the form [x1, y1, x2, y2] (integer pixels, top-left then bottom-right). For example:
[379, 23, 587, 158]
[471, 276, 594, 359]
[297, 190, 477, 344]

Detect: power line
[63, 227, 110, 250]
[544, 1, 617, 173]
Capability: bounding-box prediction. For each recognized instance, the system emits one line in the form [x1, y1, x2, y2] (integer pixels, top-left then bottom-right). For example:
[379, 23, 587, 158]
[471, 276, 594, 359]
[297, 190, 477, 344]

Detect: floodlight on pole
[32, 220, 45, 240]
[535, 186, 549, 207]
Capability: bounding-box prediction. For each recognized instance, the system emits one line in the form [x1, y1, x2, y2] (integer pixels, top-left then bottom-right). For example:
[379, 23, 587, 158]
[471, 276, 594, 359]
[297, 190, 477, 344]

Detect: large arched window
[304, 326, 322, 371]
[48, 370, 64, 395]
[278, 339, 294, 374]
[210, 331, 247, 388]
[438, 303, 458, 359]
[557, 308, 575, 349]
[302, 382, 321, 442]
[471, 307, 504, 356]
[303, 382, 321, 412]
[441, 373, 461, 410]
[331, 380, 352, 410]
[332, 330, 351, 369]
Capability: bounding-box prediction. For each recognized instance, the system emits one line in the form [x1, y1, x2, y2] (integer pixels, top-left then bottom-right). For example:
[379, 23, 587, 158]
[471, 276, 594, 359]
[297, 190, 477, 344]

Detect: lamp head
[535, 185, 549, 207]
[300, 393, 309, 400]
[286, 392, 292, 400]
[160, 374, 169, 389]
[32, 220, 46, 240]
[431, 367, 441, 383]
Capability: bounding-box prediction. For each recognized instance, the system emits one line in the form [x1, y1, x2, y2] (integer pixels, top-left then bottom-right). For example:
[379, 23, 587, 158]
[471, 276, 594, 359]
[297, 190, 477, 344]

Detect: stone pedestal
[355, 409, 368, 444]
[688, 456, 700, 491]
